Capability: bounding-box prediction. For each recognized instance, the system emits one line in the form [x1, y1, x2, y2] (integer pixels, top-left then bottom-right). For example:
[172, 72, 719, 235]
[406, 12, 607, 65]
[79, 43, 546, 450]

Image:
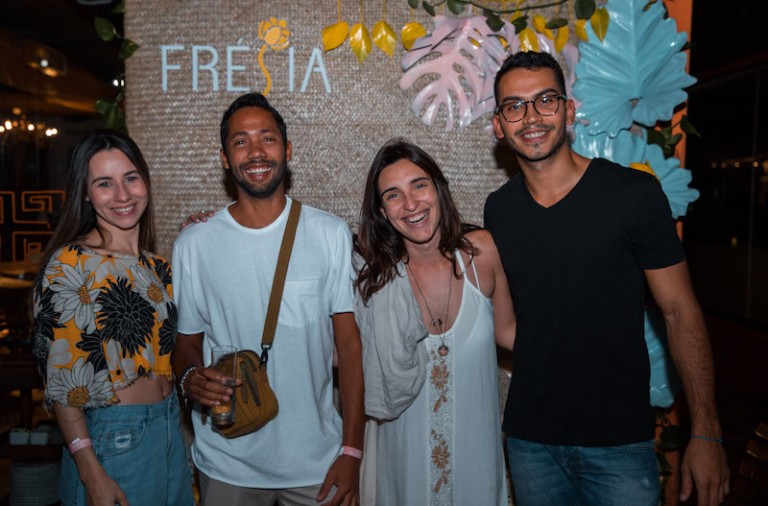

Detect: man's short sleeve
[630, 175, 686, 270]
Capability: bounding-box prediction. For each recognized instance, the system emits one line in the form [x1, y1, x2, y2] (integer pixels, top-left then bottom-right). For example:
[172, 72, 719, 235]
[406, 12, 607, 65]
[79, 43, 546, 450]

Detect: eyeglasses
[495, 94, 567, 123]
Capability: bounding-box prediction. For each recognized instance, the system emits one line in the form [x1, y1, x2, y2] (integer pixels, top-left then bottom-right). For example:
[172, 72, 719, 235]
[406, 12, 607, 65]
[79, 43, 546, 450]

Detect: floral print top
[32, 244, 176, 410]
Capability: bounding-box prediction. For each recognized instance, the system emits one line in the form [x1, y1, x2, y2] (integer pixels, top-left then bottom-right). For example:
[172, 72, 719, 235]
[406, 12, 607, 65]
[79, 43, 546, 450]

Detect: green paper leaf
[447, 0, 464, 15]
[511, 16, 528, 34]
[666, 133, 682, 156]
[545, 17, 568, 30]
[680, 115, 701, 137]
[112, 0, 125, 15]
[574, 0, 596, 19]
[94, 99, 110, 114]
[484, 10, 504, 32]
[408, 0, 420, 8]
[422, 1, 435, 16]
[646, 127, 666, 149]
[95, 101, 126, 133]
[95, 17, 116, 42]
[119, 39, 140, 60]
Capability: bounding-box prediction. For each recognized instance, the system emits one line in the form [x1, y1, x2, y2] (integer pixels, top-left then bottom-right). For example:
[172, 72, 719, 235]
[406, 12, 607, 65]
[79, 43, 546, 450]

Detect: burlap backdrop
[124, 0, 526, 257]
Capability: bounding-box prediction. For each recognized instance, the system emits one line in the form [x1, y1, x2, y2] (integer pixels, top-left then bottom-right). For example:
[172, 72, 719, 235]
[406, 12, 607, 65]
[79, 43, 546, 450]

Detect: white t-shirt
[173, 197, 355, 488]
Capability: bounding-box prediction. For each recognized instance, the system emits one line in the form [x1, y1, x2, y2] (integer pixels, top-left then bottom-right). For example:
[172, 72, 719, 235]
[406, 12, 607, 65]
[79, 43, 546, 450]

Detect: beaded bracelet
[691, 434, 724, 444]
[178, 365, 199, 399]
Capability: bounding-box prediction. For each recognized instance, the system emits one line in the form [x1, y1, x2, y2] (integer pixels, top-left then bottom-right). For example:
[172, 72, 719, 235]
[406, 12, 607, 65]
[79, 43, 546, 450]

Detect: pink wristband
[340, 445, 363, 460]
[68, 437, 92, 454]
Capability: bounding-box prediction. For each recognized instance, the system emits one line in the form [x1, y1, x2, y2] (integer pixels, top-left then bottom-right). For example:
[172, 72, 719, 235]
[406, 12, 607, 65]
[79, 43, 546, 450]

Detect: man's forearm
[665, 305, 722, 437]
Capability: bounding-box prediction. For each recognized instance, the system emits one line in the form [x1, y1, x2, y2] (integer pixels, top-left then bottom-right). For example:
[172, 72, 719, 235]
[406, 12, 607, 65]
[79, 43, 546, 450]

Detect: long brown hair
[355, 139, 477, 303]
[38, 129, 156, 270]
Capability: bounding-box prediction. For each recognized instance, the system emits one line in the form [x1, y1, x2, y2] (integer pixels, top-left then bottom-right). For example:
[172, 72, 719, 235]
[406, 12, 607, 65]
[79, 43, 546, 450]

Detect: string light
[0, 110, 58, 144]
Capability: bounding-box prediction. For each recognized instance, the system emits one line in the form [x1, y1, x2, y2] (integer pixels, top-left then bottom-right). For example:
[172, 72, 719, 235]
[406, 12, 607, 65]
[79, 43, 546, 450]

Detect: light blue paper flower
[645, 307, 680, 408]
[572, 0, 696, 137]
[572, 125, 699, 218]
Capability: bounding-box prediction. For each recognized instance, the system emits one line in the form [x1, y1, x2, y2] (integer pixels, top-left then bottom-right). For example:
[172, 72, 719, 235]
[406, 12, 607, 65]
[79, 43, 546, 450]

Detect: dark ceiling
[0, 0, 123, 118]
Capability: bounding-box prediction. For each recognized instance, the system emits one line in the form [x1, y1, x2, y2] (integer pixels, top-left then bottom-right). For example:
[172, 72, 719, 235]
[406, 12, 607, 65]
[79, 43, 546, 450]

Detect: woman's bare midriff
[116, 376, 174, 405]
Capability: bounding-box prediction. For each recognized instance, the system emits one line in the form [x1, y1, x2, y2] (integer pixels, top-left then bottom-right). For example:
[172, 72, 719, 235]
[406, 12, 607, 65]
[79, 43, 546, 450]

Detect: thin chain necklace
[406, 261, 452, 357]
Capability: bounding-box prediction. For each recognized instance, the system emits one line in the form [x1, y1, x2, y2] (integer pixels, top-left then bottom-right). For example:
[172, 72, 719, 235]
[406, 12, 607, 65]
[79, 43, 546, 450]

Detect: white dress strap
[455, 250, 481, 293]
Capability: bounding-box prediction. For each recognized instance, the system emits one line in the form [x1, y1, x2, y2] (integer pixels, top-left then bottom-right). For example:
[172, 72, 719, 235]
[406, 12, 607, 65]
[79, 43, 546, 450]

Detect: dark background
[685, 0, 768, 325]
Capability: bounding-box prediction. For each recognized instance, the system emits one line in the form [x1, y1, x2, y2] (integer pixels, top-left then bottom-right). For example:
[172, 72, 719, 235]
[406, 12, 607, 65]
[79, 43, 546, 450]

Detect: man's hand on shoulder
[179, 209, 215, 231]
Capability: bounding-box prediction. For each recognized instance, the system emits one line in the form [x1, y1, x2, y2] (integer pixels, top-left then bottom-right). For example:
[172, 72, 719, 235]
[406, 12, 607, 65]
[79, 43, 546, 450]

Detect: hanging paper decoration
[401, 21, 426, 50]
[350, 23, 373, 62]
[322, 0, 349, 51]
[373, 20, 397, 57]
[589, 6, 610, 42]
[323, 21, 350, 51]
[400, 15, 578, 131]
[371, 0, 397, 57]
[572, 0, 695, 137]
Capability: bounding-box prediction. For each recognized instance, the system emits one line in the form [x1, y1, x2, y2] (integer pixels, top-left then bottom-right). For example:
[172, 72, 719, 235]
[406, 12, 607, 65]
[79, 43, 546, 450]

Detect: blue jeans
[59, 393, 195, 506]
[506, 437, 660, 506]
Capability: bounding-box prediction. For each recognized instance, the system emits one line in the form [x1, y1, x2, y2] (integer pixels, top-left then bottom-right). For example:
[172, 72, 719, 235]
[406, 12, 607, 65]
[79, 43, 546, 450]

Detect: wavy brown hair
[355, 139, 477, 303]
[38, 129, 156, 271]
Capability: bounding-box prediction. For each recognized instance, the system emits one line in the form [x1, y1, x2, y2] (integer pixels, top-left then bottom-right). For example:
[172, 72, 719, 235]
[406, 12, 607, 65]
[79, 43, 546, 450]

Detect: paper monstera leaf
[571, 125, 699, 219]
[400, 15, 579, 131]
[572, 0, 696, 137]
[400, 16, 494, 130]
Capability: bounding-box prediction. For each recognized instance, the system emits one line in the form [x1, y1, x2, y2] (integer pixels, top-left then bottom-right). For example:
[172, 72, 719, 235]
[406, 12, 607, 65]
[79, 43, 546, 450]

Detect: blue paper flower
[572, 0, 696, 137]
[572, 125, 699, 218]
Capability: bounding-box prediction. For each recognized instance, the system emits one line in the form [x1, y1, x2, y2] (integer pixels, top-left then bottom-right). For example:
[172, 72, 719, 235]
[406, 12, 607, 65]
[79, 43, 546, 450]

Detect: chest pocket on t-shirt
[279, 277, 324, 327]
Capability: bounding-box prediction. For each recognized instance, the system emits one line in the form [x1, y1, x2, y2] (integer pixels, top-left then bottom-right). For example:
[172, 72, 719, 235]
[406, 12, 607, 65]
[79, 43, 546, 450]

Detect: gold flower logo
[258, 17, 290, 51]
[257, 17, 290, 96]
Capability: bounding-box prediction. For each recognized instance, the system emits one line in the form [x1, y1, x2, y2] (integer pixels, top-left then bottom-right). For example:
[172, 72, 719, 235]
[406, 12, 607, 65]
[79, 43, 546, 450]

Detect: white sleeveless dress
[372, 253, 508, 505]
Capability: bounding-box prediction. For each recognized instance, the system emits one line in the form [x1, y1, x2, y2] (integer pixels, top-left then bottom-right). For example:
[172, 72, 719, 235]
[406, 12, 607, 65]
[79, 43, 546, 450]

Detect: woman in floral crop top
[32, 130, 194, 506]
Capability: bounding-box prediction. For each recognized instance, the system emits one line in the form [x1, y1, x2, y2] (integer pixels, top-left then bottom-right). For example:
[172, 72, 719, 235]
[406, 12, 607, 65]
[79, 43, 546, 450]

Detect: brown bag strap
[260, 199, 302, 361]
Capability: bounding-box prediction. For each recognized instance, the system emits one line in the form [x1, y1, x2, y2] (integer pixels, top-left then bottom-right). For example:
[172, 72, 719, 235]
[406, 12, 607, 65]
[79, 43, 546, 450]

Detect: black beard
[512, 124, 568, 164]
[232, 160, 287, 198]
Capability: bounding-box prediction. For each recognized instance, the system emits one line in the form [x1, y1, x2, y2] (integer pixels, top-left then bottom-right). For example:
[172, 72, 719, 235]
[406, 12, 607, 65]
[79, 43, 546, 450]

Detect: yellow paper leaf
[350, 23, 372, 63]
[518, 27, 539, 52]
[575, 19, 589, 42]
[554, 26, 569, 52]
[372, 19, 396, 57]
[532, 14, 553, 40]
[630, 162, 657, 178]
[590, 7, 610, 42]
[510, 10, 523, 22]
[401, 21, 426, 51]
[322, 21, 349, 52]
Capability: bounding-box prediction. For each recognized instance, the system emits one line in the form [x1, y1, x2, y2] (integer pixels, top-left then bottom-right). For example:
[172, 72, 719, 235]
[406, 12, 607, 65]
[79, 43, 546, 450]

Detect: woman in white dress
[355, 139, 516, 505]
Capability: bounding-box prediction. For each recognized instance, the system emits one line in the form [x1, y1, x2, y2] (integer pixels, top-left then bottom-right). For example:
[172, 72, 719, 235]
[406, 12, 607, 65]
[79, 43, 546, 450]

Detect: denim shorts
[59, 393, 195, 506]
[507, 436, 660, 506]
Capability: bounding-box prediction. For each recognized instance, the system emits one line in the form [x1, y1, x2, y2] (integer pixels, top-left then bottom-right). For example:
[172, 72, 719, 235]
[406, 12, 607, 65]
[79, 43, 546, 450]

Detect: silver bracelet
[178, 365, 199, 398]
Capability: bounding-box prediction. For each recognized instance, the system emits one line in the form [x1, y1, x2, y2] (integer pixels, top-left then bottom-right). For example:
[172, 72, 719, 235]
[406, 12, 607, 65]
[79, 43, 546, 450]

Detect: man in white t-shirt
[172, 93, 364, 506]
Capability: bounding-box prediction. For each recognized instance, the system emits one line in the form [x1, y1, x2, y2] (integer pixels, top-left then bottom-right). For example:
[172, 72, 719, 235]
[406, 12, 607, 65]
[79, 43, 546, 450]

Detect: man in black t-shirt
[484, 51, 729, 506]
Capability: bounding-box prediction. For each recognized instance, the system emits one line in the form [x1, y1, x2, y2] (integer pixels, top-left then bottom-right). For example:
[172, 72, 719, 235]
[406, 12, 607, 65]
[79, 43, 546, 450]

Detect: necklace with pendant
[406, 261, 452, 357]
